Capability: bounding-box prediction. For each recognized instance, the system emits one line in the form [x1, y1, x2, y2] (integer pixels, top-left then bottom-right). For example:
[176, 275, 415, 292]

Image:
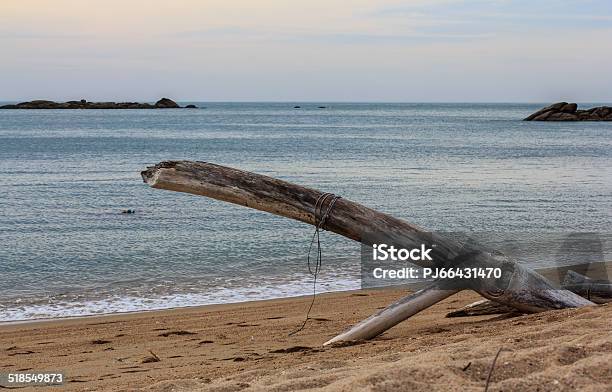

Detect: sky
[1, 0, 611, 102]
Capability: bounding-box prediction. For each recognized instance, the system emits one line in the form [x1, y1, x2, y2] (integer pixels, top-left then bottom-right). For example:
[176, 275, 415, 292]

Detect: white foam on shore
[0, 277, 359, 323]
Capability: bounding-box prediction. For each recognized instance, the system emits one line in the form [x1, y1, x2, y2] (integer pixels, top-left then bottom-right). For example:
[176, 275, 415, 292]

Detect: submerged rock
[0, 98, 185, 109]
[524, 102, 612, 121]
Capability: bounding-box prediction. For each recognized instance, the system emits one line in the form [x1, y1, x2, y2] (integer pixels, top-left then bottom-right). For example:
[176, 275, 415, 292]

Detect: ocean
[1, 103, 611, 322]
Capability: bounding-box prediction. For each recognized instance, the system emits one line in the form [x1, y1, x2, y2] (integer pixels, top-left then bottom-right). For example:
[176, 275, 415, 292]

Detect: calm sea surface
[1, 103, 611, 321]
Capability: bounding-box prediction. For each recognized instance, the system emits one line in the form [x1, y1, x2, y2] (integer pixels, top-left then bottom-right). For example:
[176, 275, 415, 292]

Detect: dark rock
[293, 106, 301, 109]
[590, 107, 612, 118]
[185, 104, 198, 108]
[546, 112, 578, 121]
[560, 103, 577, 113]
[154, 98, 180, 108]
[0, 98, 187, 109]
[524, 102, 612, 121]
[17, 100, 61, 109]
[533, 111, 556, 121]
[523, 102, 566, 121]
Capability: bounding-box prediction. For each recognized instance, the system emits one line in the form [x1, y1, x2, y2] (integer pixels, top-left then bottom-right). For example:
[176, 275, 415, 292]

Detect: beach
[1, 288, 610, 391]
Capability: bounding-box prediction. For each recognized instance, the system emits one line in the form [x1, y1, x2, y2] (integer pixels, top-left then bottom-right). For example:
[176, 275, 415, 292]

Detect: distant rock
[185, 104, 198, 109]
[0, 98, 185, 109]
[2, 100, 61, 109]
[560, 103, 577, 113]
[524, 102, 612, 121]
[154, 98, 180, 108]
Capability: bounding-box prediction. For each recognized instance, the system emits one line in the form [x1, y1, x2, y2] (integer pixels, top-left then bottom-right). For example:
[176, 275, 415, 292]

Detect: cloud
[0, 0, 611, 101]
[174, 27, 491, 45]
[369, 0, 612, 34]
[0, 30, 91, 40]
[171, 0, 612, 47]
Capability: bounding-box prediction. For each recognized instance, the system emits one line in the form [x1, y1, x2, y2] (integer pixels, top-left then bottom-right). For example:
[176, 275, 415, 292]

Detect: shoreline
[0, 288, 365, 328]
[2, 261, 608, 326]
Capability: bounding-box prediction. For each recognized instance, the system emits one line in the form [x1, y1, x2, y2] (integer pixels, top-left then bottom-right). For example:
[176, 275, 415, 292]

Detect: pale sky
[1, 0, 611, 102]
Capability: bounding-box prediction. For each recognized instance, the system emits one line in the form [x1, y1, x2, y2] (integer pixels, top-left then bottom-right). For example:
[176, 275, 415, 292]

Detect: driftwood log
[141, 161, 594, 343]
[448, 270, 611, 317]
[324, 281, 459, 345]
[562, 270, 612, 303]
[446, 299, 517, 318]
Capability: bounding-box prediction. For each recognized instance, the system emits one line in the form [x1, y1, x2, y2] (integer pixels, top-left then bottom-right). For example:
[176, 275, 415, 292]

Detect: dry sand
[1, 288, 610, 391]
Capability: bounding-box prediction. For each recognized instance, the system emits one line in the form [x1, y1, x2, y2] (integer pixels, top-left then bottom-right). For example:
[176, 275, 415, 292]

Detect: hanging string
[288, 192, 341, 336]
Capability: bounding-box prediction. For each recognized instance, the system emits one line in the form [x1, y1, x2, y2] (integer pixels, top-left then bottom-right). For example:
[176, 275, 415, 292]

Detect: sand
[1, 288, 611, 391]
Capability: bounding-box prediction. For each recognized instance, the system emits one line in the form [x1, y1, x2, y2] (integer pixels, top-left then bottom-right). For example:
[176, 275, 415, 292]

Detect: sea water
[1, 103, 610, 321]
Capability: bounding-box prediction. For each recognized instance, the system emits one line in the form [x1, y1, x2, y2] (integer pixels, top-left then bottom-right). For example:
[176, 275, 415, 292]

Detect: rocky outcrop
[524, 102, 612, 121]
[0, 98, 184, 109]
[154, 98, 180, 108]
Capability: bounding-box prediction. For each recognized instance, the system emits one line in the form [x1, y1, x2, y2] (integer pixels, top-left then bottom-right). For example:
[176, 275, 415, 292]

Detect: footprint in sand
[7, 350, 37, 356]
[222, 356, 246, 362]
[269, 346, 320, 354]
[91, 339, 112, 345]
[158, 330, 197, 337]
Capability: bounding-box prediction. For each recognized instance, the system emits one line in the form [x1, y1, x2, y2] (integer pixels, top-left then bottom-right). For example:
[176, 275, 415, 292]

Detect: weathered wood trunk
[446, 299, 520, 317]
[141, 161, 594, 342]
[325, 282, 459, 345]
[562, 270, 611, 304]
[448, 270, 611, 317]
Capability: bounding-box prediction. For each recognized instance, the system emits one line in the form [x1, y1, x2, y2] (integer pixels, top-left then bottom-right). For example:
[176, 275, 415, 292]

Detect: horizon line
[1, 99, 611, 104]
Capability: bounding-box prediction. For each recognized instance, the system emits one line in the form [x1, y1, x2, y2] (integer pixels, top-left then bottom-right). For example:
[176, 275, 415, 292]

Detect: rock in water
[12, 100, 62, 109]
[560, 103, 577, 113]
[523, 102, 568, 120]
[154, 98, 180, 108]
[524, 102, 612, 121]
[0, 98, 184, 109]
